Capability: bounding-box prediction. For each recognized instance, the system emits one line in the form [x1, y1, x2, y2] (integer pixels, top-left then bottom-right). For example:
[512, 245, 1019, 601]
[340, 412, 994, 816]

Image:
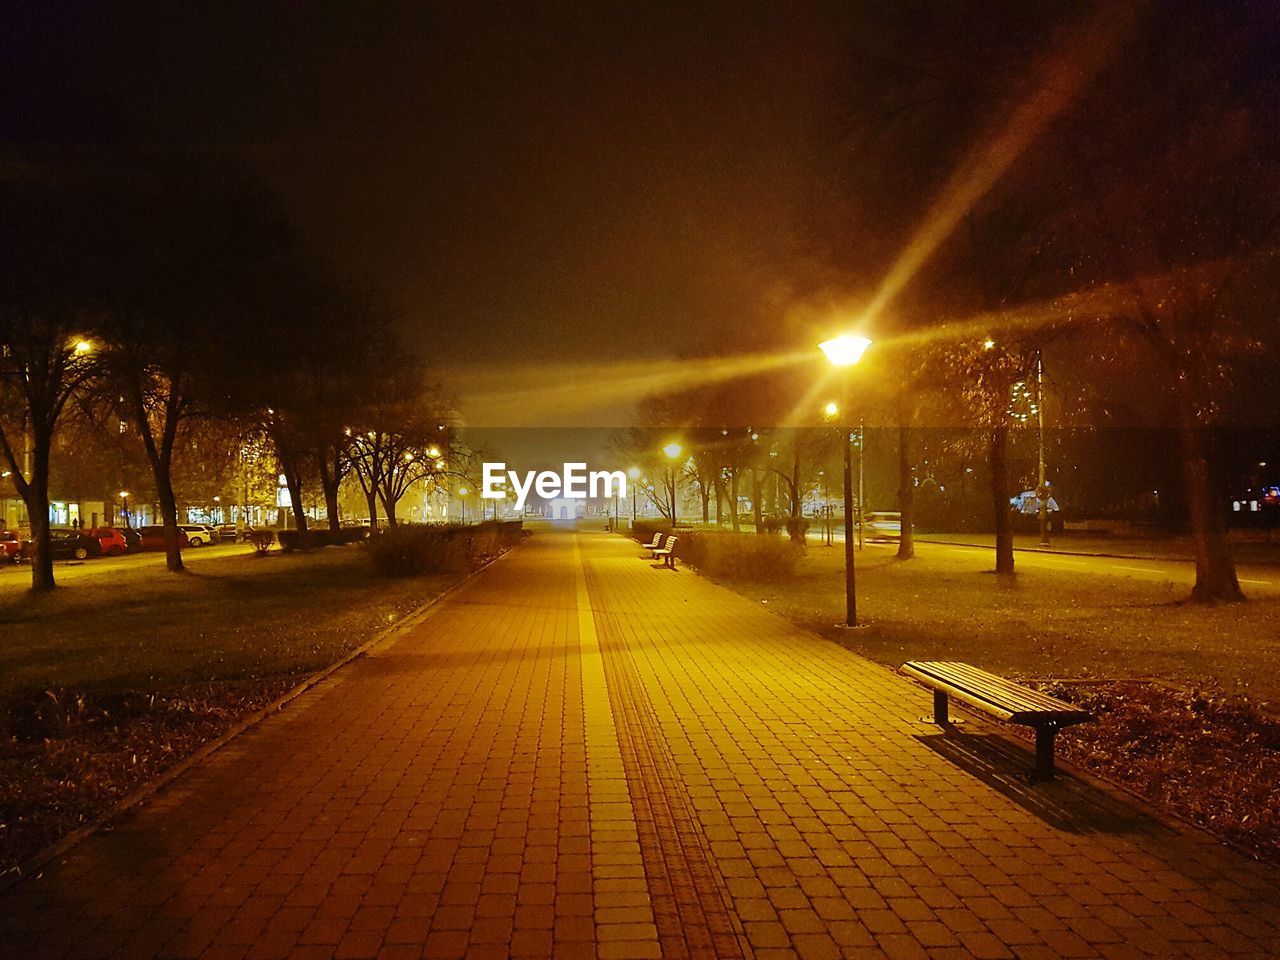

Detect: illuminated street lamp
[818, 334, 872, 368]
[820, 333, 873, 627]
[663, 442, 683, 526]
[118, 490, 131, 528]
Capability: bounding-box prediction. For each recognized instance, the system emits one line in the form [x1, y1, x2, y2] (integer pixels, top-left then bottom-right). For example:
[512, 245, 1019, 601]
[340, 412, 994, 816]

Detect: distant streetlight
[983, 338, 996, 351]
[663, 442, 683, 525]
[820, 333, 873, 627]
[72, 338, 93, 356]
[119, 490, 131, 528]
[628, 466, 641, 524]
[823, 400, 840, 420]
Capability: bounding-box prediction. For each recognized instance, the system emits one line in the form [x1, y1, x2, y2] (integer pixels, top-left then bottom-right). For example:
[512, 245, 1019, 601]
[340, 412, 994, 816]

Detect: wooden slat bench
[901, 661, 1092, 781]
[651, 535, 678, 569]
[640, 532, 664, 551]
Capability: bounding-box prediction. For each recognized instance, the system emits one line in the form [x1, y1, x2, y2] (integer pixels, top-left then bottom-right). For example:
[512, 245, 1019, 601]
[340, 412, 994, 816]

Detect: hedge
[366, 521, 524, 577]
[629, 520, 801, 582]
[276, 527, 369, 552]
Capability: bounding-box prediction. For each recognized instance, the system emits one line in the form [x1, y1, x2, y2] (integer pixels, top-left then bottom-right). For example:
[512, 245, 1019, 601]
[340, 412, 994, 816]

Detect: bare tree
[0, 182, 101, 590]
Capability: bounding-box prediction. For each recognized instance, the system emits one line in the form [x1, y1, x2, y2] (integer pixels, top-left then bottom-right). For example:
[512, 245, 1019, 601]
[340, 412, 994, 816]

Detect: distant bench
[901, 661, 1092, 781]
[641, 533, 679, 569]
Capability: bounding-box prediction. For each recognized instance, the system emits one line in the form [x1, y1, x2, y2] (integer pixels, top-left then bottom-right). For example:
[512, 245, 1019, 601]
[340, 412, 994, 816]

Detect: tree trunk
[22, 429, 56, 591]
[700, 481, 710, 523]
[365, 487, 379, 531]
[713, 475, 725, 526]
[379, 486, 399, 528]
[155, 459, 186, 573]
[1178, 393, 1243, 603]
[990, 425, 1014, 575]
[318, 454, 341, 532]
[751, 468, 763, 534]
[730, 473, 741, 533]
[897, 420, 915, 560]
[277, 448, 309, 535]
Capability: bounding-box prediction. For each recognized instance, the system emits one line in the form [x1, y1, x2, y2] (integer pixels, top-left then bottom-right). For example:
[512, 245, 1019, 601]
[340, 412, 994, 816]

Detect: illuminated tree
[0, 182, 101, 590]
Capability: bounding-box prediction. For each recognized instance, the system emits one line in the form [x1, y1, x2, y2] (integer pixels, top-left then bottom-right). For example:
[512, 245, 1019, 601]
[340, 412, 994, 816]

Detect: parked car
[137, 525, 191, 550]
[863, 511, 902, 542]
[21, 528, 102, 561]
[178, 524, 217, 547]
[215, 523, 242, 543]
[0, 530, 21, 562]
[86, 526, 130, 557]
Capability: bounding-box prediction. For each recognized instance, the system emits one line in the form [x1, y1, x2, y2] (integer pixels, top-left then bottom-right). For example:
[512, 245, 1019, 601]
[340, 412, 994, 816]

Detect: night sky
[3, 3, 857, 400]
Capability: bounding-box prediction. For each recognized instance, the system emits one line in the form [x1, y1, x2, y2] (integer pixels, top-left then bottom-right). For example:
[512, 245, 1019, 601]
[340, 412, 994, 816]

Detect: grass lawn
[723, 543, 1280, 706]
[0, 546, 462, 877]
[0, 547, 458, 697]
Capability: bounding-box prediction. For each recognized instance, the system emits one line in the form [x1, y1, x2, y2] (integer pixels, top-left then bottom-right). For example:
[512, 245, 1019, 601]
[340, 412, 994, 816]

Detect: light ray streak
[861, 1, 1143, 325]
[445, 349, 812, 426]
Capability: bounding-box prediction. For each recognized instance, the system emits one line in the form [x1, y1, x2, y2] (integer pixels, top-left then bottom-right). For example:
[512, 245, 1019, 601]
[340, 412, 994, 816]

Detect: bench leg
[1034, 725, 1057, 781]
[933, 690, 949, 725]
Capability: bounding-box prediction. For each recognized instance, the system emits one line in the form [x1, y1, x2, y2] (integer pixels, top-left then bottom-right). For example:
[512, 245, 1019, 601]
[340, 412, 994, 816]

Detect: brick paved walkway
[2, 531, 1278, 959]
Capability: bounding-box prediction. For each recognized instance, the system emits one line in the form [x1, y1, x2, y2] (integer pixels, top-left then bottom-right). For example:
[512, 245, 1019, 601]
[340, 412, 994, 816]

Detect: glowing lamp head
[72, 338, 93, 355]
[823, 401, 840, 419]
[427, 446, 441, 459]
[627, 466, 641, 480]
[662, 442, 683, 460]
[458, 487, 468, 496]
[983, 338, 996, 351]
[819, 334, 872, 367]
[119, 490, 129, 499]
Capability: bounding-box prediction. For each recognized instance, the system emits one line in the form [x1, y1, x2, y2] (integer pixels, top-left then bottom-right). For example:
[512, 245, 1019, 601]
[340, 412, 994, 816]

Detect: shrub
[276, 527, 368, 552]
[630, 524, 800, 582]
[691, 532, 801, 581]
[366, 521, 524, 577]
[247, 530, 275, 555]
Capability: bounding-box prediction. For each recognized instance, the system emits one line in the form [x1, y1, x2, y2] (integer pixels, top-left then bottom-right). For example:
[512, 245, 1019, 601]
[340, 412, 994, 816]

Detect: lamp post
[662, 442, 682, 526]
[819, 333, 872, 627]
[118, 490, 131, 528]
[1035, 349, 1050, 547]
[628, 467, 640, 525]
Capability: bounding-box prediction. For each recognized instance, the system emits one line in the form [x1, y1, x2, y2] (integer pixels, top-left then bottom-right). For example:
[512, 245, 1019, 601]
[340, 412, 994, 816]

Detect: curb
[0, 545, 517, 894]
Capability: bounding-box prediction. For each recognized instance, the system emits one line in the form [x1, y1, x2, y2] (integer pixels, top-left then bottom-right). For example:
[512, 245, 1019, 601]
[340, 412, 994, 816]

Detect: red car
[86, 527, 131, 557]
[137, 525, 190, 550]
[0, 530, 21, 562]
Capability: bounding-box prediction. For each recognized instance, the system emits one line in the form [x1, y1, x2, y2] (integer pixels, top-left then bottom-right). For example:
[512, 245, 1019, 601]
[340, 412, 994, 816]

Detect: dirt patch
[1023, 679, 1280, 863]
[0, 680, 298, 879]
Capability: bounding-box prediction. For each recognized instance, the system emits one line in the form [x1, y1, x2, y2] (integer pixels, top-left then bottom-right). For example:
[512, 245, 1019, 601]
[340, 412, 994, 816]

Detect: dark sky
[3, 2, 853, 386]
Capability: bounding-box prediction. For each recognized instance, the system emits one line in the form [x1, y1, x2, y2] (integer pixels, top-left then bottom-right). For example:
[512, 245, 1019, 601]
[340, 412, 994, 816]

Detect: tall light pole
[662, 442, 682, 525]
[819, 333, 872, 627]
[1035, 349, 1050, 547]
[628, 467, 640, 526]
